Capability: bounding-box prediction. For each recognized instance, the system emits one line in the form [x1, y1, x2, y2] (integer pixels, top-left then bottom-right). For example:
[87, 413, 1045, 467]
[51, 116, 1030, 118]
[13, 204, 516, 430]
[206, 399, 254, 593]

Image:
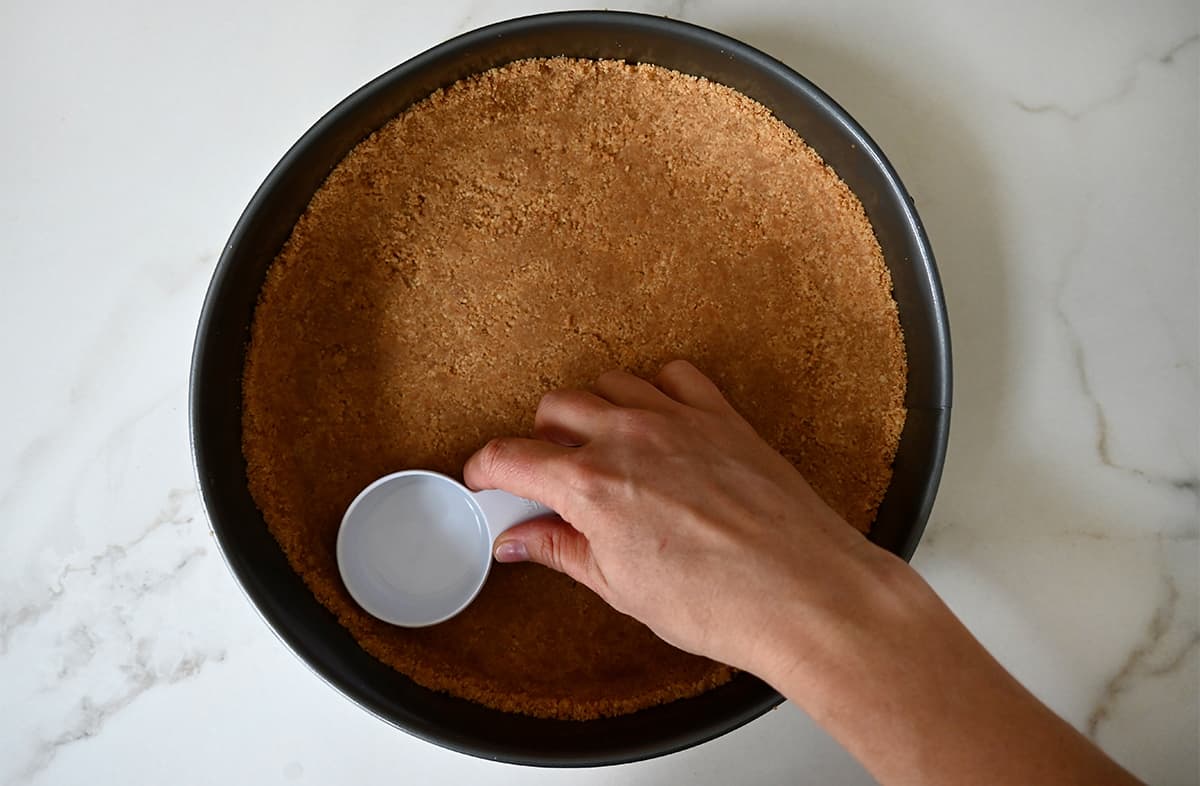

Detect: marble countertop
[2, 1, 1196, 783]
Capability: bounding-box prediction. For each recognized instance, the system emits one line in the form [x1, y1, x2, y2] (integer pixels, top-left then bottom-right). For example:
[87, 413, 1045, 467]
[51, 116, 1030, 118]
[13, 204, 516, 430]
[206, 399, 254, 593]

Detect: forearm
[753, 552, 1141, 786]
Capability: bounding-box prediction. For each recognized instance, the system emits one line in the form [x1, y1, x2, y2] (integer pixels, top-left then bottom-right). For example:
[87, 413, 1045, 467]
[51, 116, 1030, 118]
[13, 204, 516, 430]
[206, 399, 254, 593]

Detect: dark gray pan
[190, 10, 951, 767]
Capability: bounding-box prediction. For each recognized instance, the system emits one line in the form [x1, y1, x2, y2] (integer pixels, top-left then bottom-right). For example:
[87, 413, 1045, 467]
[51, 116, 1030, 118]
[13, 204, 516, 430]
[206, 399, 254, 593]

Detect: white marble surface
[2, 0, 1196, 783]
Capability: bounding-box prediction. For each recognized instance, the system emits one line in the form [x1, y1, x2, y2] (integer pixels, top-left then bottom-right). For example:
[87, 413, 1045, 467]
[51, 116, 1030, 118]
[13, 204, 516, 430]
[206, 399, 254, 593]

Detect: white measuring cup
[335, 470, 553, 627]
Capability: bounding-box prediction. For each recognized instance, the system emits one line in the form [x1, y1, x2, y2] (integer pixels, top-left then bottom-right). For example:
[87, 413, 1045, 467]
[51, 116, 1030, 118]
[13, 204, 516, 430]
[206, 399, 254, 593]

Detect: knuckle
[612, 407, 654, 434]
[477, 437, 512, 477]
[537, 388, 591, 422]
[532, 529, 564, 568]
[659, 358, 695, 380]
[537, 388, 570, 412]
[678, 406, 709, 429]
[566, 451, 608, 499]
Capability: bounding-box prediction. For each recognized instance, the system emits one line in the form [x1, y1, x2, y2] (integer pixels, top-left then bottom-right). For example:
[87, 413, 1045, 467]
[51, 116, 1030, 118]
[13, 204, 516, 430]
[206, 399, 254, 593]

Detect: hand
[465, 360, 1141, 786]
[463, 360, 890, 675]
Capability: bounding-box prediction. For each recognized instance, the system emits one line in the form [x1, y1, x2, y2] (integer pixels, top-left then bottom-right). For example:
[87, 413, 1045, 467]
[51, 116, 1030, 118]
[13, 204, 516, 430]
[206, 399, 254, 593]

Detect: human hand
[465, 361, 1143, 786]
[463, 360, 892, 676]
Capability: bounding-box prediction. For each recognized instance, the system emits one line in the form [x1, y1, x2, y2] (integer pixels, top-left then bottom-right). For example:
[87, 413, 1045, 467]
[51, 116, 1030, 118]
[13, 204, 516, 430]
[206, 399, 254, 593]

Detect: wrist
[742, 544, 933, 701]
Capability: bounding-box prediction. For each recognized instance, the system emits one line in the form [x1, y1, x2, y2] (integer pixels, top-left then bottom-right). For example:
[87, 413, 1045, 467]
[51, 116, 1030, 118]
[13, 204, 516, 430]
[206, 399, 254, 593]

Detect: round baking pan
[190, 10, 951, 767]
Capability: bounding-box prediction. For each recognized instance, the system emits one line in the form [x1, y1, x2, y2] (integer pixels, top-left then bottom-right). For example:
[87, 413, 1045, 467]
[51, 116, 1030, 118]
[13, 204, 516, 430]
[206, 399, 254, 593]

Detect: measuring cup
[335, 470, 553, 627]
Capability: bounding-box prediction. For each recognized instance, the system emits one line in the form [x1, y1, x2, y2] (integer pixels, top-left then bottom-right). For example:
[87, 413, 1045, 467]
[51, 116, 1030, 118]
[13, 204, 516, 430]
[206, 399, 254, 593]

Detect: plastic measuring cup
[335, 470, 553, 627]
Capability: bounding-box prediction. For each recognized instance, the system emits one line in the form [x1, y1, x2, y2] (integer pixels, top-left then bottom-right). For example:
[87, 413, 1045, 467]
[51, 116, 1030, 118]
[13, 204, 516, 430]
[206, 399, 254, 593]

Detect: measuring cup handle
[472, 490, 555, 543]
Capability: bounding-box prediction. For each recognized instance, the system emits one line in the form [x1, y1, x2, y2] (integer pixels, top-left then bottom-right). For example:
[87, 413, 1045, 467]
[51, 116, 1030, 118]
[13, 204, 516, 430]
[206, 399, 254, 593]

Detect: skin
[464, 360, 1141, 786]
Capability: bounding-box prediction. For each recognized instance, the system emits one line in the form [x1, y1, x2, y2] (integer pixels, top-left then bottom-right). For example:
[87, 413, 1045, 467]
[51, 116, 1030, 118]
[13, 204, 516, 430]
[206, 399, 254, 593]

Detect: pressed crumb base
[242, 58, 907, 720]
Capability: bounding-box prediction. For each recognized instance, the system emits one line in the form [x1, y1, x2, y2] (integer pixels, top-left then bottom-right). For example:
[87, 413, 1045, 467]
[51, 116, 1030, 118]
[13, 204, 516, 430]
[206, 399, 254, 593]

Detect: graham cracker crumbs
[242, 58, 907, 720]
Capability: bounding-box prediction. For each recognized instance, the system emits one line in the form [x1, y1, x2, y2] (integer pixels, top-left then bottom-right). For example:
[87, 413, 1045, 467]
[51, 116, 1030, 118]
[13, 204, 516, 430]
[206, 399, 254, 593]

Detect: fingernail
[494, 540, 529, 563]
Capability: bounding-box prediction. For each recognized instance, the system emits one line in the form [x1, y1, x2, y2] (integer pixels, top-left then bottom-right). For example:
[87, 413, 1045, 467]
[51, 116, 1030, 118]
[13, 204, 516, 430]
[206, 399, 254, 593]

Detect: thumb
[493, 516, 592, 580]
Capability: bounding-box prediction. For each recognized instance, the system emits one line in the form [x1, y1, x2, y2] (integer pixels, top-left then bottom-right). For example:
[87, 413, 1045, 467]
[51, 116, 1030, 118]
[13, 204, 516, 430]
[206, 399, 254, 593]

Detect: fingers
[493, 517, 598, 586]
[655, 360, 736, 414]
[533, 389, 615, 446]
[534, 363, 727, 443]
[463, 437, 574, 510]
[467, 361, 735, 507]
[593, 369, 677, 411]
